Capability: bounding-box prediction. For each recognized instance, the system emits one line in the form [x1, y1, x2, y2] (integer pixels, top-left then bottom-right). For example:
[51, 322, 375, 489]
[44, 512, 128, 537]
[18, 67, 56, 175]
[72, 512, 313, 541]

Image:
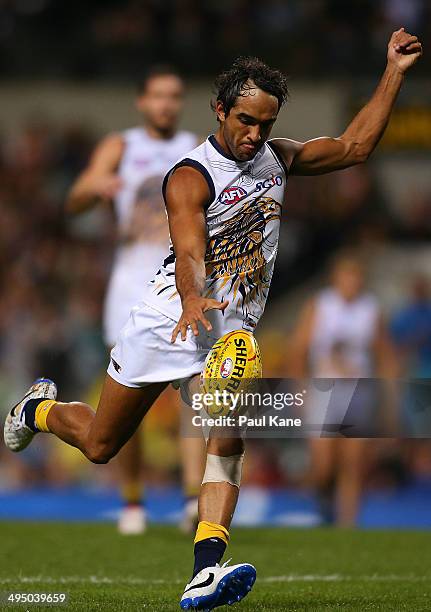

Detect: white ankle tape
[202, 453, 244, 488]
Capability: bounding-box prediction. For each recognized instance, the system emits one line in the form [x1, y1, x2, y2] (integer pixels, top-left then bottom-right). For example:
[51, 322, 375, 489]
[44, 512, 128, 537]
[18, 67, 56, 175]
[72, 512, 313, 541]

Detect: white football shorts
[107, 301, 216, 388]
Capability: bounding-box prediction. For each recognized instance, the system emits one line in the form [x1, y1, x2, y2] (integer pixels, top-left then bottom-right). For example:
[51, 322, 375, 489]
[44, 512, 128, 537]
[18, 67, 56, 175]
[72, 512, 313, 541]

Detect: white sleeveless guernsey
[310, 288, 380, 377]
[103, 127, 197, 345]
[143, 135, 288, 334]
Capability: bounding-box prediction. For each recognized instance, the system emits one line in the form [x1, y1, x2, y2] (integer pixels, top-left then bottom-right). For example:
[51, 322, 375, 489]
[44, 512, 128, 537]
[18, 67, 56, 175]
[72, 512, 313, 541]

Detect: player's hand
[93, 174, 123, 200]
[171, 296, 229, 343]
[387, 28, 423, 74]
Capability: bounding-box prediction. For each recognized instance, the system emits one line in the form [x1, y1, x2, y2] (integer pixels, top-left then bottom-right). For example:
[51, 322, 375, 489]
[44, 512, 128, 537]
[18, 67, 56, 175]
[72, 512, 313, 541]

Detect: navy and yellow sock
[23, 398, 56, 432]
[193, 521, 229, 577]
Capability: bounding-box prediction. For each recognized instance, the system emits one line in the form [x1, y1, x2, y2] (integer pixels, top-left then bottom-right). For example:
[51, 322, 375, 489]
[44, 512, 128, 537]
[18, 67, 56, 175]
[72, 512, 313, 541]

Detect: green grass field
[1, 523, 431, 611]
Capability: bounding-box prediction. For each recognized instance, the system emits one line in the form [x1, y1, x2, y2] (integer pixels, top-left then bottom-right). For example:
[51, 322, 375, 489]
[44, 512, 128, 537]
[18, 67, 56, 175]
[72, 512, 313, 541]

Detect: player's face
[136, 75, 185, 133]
[218, 88, 279, 161]
[332, 261, 365, 301]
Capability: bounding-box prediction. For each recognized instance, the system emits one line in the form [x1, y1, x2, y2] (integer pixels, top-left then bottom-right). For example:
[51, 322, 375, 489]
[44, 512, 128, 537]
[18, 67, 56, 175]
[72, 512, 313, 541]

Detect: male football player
[5, 28, 422, 610]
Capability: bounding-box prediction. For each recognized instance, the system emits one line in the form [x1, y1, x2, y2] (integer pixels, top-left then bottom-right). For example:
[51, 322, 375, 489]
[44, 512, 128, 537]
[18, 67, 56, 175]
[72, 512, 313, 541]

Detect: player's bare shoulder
[165, 165, 210, 209]
[268, 138, 303, 172]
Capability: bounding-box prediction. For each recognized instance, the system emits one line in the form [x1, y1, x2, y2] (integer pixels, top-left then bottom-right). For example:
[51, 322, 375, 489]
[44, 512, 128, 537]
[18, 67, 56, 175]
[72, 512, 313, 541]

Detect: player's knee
[86, 441, 116, 464]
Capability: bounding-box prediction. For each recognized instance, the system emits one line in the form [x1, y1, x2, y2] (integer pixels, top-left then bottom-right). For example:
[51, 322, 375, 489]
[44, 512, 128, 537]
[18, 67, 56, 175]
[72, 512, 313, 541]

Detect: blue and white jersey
[144, 135, 288, 334]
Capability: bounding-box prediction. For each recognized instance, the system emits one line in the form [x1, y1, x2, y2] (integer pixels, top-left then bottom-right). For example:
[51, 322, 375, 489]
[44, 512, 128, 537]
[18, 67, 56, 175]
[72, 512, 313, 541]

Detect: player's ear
[215, 100, 226, 122]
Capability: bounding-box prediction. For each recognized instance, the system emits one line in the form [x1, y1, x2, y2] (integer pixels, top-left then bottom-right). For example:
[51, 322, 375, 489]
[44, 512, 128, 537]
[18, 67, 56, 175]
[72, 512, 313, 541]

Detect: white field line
[0, 574, 429, 585]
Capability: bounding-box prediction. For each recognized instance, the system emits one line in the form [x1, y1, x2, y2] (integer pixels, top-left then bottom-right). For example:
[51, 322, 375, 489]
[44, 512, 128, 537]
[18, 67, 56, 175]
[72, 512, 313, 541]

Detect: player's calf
[84, 438, 119, 464]
[47, 406, 122, 464]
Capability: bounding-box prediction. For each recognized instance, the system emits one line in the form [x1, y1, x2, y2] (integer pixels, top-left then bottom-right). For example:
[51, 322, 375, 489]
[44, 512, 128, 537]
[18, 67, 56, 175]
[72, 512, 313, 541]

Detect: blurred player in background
[66, 65, 204, 534]
[290, 252, 398, 525]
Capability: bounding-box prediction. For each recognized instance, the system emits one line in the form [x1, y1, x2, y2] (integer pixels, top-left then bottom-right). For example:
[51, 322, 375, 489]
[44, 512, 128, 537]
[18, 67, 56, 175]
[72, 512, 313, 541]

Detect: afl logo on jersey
[218, 186, 247, 205]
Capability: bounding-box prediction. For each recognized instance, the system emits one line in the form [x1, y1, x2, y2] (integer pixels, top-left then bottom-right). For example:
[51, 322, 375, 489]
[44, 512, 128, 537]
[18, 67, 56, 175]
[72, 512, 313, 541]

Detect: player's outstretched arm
[272, 28, 422, 176]
[166, 167, 228, 343]
[65, 133, 124, 214]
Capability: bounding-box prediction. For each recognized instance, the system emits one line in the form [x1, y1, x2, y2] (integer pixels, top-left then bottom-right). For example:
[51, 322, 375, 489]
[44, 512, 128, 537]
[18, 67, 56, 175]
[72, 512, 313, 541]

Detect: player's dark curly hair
[212, 56, 289, 118]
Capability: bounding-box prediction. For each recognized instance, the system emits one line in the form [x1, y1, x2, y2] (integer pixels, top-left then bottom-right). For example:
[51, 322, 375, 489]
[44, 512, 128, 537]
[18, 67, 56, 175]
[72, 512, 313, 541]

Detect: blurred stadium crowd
[0, 0, 430, 79]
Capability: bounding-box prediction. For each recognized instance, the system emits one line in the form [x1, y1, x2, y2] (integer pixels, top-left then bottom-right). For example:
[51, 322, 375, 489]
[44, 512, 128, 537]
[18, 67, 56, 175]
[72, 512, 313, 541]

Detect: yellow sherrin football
[201, 330, 262, 417]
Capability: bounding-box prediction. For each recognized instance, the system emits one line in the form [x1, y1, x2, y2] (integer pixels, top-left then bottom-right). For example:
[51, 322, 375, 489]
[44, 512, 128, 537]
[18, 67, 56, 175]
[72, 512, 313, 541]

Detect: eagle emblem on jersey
[205, 196, 281, 312]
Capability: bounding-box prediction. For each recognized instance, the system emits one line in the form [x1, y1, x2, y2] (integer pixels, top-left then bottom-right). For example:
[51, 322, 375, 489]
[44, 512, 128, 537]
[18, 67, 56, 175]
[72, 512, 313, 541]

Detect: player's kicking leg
[4, 374, 167, 466]
[180, 434, 256, 611]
